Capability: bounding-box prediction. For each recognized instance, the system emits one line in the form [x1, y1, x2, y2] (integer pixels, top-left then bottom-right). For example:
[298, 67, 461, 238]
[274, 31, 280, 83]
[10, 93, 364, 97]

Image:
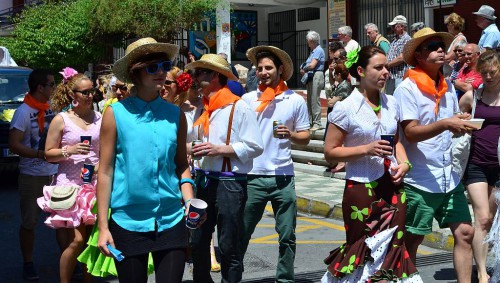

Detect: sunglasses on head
[422, 41, 446, 52]
[145, 61, 172, 75]
[164, 80, 177, 86]
[112, 84, 128, 92]
[75, 88, 96, 96]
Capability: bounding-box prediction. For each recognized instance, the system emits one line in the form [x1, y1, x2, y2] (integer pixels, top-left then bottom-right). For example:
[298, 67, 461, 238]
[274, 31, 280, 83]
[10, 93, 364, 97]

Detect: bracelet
[61, 145, 70, 159]
[403, 160, 412, 172]
[180, 178, 196, 188]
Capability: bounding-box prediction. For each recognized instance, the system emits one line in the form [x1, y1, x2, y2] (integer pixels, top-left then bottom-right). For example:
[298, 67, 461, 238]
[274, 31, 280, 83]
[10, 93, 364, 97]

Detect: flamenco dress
[322, 159, 423, 283]
[37, 111, 101, 228]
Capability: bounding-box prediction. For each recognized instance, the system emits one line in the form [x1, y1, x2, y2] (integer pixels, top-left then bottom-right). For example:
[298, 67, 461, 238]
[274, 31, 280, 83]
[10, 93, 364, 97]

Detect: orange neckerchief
[255, 80, 289, 112]
[406, 67, 448, 114]
[23, 93, 50, 134]
[193, 86, 240, 135]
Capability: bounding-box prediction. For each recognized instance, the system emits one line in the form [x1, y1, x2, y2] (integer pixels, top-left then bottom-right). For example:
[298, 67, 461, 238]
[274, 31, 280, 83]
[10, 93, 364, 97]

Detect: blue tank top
[110, 96, 184, 232]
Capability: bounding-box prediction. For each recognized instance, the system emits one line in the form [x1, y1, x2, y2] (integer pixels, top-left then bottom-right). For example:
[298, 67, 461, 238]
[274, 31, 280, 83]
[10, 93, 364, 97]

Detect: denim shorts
[404, 183, 472, 235]
[463, 162, 500, 187]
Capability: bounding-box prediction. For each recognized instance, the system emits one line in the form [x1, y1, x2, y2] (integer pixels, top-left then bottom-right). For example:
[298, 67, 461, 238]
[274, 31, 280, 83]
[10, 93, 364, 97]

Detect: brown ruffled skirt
[324, 169, 420, 282]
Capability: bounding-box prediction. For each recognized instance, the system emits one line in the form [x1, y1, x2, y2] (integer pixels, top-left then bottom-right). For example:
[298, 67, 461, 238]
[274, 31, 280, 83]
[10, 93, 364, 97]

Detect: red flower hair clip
[176, 73, 193, 93]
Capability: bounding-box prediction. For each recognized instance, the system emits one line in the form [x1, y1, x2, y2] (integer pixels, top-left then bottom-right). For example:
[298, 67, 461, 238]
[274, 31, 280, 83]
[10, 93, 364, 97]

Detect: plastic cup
[380, 134, 395, 155]
[81, 163, 95, 184]
[185, 198, 207, 229]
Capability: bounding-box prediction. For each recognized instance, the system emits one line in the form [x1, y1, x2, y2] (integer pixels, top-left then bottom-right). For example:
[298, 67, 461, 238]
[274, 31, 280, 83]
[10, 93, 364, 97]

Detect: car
[0, 66, 32, 175]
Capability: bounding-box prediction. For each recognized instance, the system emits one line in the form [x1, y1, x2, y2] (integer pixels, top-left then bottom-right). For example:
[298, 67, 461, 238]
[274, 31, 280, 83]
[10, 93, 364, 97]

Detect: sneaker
[23, 262, 39, 281]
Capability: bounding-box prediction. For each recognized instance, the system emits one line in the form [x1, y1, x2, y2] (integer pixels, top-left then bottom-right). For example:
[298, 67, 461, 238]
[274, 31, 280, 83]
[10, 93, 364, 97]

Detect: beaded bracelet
[61, 145, 70, 159]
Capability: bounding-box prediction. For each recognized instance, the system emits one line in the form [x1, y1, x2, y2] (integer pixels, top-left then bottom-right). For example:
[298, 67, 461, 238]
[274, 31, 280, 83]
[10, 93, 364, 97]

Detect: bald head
[465, 43, 480, 53]
[464, 43, 480, 67]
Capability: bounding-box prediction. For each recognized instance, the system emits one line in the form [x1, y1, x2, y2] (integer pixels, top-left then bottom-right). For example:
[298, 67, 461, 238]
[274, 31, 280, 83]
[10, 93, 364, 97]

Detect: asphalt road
[0, 176, 479, 283]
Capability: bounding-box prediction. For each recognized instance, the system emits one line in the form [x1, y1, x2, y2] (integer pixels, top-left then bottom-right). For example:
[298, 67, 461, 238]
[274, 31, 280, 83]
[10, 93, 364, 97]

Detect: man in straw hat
[386, 15, 411, 95]
[394, 28, 476, 282]
[240, 46, 310, 282]
[186, 54, 263, 283]
[473, 5, 500, 52]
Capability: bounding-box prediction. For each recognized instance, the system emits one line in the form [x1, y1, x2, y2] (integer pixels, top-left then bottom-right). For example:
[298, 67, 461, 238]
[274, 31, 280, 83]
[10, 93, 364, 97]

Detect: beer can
[192, 140, 202, 160]
[81, 163, 95, 184]
[273, 120, 283, 138]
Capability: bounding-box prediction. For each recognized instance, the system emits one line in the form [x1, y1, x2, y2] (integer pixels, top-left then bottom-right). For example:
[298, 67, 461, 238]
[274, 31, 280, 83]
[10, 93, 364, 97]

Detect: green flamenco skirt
[78, 209, 154, 277]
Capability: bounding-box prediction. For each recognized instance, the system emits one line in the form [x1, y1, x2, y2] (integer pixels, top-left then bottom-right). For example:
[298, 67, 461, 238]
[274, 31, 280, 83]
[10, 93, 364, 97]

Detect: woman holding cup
[38, 68, 101, 283]
[96, 37, 199, 282]
[323, 46, 418, 282]
[458, 50, 500, 283]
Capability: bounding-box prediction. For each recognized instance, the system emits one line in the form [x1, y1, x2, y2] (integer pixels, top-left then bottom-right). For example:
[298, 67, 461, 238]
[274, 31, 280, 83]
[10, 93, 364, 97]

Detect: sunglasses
[453, 49, 464, 53]
[422, 41, 446, 52]
[145, 61, 172, 75]
[332, 57, 341, 61]
[75, 88, 96, 96]
[112, 84, 128, 92]
[164, 80, 177, 86]
[193, 68, 214, 77]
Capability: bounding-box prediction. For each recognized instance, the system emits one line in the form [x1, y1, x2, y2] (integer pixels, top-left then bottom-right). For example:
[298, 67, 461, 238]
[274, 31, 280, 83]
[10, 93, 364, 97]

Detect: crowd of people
[5, 4, 500, 283]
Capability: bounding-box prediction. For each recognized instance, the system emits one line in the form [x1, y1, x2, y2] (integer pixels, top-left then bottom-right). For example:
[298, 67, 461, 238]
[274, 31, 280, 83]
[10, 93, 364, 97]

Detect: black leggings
[115, 248, 186, 283]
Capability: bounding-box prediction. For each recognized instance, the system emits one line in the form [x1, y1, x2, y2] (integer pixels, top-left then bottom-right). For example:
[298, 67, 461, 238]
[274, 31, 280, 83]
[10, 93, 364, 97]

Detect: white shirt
[200, 100, 264, 173]
[242, 89, 310, 175]
[394, 77, 460, 194]
[328, 88, 399, 183]
[184, 98, 203, 143]
[344, 39, 360, 54]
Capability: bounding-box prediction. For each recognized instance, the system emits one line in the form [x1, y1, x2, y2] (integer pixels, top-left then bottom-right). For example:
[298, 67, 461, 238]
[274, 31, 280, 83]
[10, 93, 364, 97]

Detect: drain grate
[415, 252, 453, 267]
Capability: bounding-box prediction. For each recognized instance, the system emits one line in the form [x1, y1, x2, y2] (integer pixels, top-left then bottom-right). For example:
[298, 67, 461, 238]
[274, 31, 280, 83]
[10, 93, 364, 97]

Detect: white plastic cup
[185, 198, 207, 229]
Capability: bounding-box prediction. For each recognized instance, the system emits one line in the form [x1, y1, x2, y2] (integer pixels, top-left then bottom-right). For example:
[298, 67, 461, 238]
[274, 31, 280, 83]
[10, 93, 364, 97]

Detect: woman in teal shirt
[96, 37, 195, 283]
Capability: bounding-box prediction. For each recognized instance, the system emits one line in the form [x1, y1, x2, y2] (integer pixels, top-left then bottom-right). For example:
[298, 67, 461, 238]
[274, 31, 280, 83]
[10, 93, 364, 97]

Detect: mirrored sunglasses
[145, 61, 172, 75]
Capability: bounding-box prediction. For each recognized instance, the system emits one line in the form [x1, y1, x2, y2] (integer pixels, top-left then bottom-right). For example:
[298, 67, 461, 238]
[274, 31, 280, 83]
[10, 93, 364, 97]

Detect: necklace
[372, 100, 381, 113]
[73, 110, 93, 125]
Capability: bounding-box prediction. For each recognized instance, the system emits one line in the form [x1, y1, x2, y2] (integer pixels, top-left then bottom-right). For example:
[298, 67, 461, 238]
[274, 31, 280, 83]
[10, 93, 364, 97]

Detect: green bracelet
[403, 160, 412, 172]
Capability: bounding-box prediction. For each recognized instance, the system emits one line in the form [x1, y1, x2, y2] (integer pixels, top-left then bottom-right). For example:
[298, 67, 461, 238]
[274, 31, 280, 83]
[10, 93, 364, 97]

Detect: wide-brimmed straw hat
[403, 27, 454, 67]
[185, 54, 238, 81]
[113, 37, 179, 83]
[48, 185, 79, 210]
[246, 46, 294, 81]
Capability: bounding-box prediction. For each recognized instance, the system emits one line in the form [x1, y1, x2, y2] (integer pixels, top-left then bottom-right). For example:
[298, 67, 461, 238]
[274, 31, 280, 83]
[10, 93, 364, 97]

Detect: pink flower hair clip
[59, 67, 79, 84]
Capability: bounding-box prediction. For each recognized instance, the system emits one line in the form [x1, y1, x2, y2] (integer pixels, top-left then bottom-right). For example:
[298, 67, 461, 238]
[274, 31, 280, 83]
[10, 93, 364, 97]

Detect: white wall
[0, 1, 13, 12]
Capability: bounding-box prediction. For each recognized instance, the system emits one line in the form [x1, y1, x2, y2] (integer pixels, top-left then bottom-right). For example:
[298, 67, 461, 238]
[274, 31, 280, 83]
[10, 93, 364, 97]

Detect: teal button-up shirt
[110, 96, 184, 232]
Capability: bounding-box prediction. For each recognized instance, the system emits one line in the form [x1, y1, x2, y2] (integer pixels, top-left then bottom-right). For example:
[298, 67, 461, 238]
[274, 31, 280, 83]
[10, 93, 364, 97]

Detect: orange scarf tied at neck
[193, 86, 241, 135]
[23, 93, 50, 134]
[406, 67, 448, 114]
[255, 80, 289, 112]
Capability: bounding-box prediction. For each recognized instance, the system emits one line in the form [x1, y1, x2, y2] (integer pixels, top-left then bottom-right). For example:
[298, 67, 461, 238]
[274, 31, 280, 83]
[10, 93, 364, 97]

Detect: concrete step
[292, 139, 324, 153]
[291, 149, 329, 167]
[293, 162, 346, 180]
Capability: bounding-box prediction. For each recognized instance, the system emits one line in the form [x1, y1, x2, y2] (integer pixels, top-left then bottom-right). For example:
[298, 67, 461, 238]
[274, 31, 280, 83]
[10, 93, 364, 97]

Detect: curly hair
[167, 67, 192, 107]
[51, 73, 91, 112]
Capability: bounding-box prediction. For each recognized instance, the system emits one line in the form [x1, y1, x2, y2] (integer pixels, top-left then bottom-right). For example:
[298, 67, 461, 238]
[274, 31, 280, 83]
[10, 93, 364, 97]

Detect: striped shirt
[387, 32, 411, 79]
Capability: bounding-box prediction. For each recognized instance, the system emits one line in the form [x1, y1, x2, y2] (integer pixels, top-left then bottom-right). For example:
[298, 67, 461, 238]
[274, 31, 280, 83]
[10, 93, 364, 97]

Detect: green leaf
[357, 213, 363, 221]
[397, 231, 404, 239]
[350, 212, 358, 220]
[367, 188, 372, 196]
[349, 255, 356, 264]
[340, 266, 349, 273]
[361, 208, 369, 215]
[401, 192, 407, 204]
[365, 181, 378, 189]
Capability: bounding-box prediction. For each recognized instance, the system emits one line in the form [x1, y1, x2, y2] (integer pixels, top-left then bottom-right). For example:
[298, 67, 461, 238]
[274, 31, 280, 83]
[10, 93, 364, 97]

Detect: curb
[296, 195, 454, 252]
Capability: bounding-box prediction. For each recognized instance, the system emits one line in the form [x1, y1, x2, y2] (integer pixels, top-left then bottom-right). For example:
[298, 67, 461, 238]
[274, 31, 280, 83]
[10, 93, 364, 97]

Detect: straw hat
[49, 185, 79, 210]
[402, 28, 454, 67]
[185, 54, 239, 81]
[246, 46, 294, 81]
[113, 37, 179, 83]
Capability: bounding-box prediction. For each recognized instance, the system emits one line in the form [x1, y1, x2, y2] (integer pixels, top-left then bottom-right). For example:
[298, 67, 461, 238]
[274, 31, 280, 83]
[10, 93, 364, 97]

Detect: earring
[360, 73, 365, 77]
[72, 99, 79, 107]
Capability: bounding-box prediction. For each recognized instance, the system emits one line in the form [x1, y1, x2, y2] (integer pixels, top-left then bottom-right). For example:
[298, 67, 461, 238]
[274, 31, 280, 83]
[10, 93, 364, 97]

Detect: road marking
[258, 205, 434, 255]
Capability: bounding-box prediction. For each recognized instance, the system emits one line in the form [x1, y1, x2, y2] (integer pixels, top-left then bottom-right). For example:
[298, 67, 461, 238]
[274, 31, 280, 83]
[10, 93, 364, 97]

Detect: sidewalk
[293, 169, 473, 252]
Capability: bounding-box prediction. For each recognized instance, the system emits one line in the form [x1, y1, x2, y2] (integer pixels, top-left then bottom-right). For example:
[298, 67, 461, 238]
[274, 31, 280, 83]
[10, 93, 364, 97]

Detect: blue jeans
[191, 171, 247, 283]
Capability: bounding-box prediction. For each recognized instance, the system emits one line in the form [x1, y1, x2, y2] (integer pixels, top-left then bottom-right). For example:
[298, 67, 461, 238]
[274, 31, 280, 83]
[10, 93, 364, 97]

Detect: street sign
[424, 0, 456, 8]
